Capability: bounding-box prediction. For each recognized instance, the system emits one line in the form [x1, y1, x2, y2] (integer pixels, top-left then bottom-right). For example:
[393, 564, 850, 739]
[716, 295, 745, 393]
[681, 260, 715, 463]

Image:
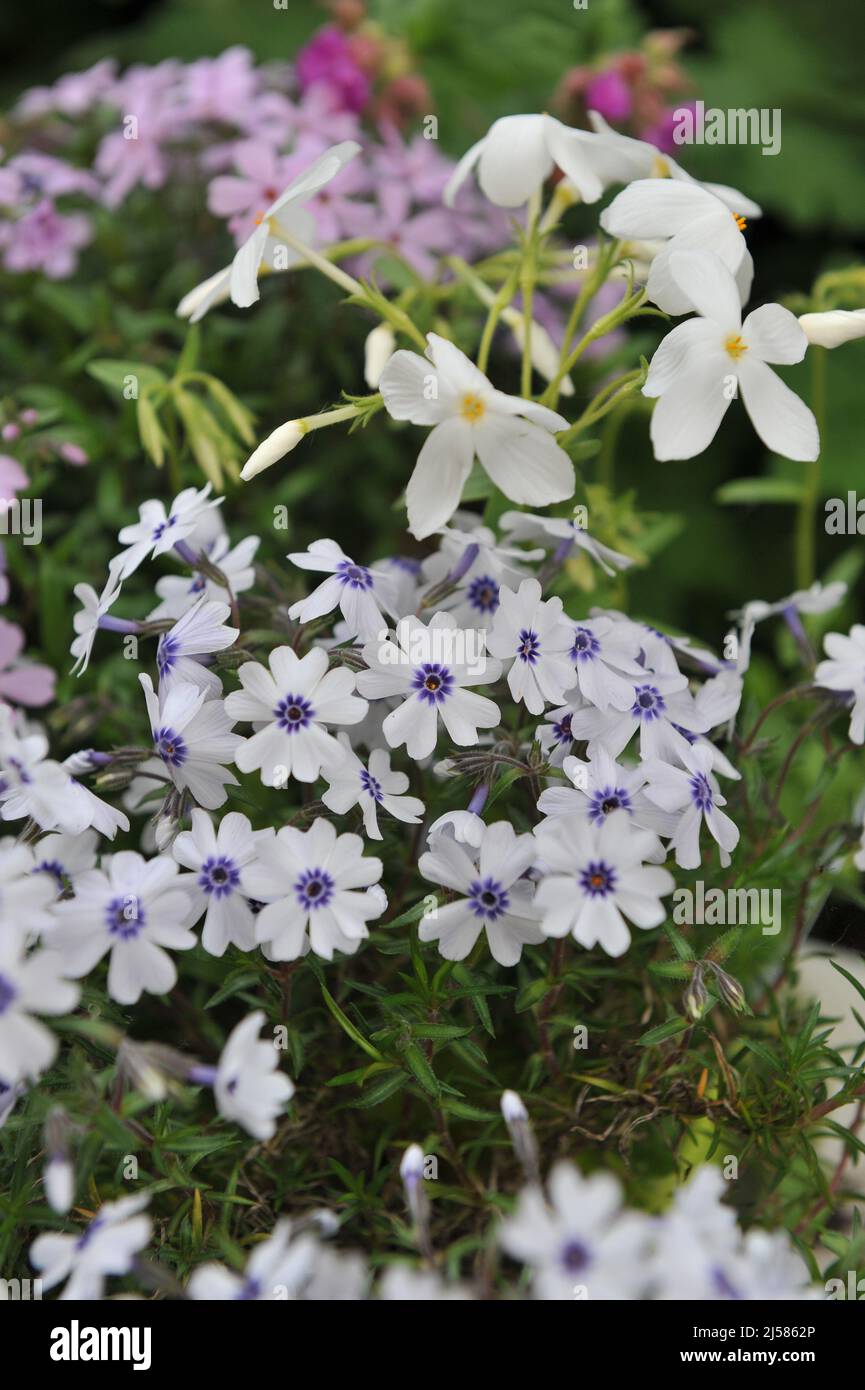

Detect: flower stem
[794, 346, 827, 589]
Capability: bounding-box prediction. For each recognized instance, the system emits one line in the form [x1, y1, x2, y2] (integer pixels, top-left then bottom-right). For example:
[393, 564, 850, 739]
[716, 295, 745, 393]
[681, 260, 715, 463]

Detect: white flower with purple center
[149, 533, 260, 621]
[815, 625, 865, 745]
[172, 809, 273, 957]
[287, 538, 398, 642]
[537, 748, 677, 851]
[0, 934, 78, 1083]
[52, 850, 197, 1004]
[224, 645, 367, 787]
[321, 732, 425, 840]
[642, 744, 739, 870]
[30, 1193, 151, 1302]
[566, 615, 644, 711]
[501, 1161, 652, 1301]
[568, 670, 711, 762]
[535, 699, 590, 767]
[210, 1010, 295, 1140]
[419, 519, 542, 629]
[140, 673, 242, 810]
[418, 821, 543, 966]
[499, 510, 634, 577]
[113, 484, 223, 580]
[243, 817, 385, 961]
[533, 810, 673, 957]
[0, 839, 58, 937]
[357, 612, 502, 762]
[155, 596, 238, 695]
[378, 332, 573, 540]
[486, 579, 575, 717]
[31, 828, 98, 901]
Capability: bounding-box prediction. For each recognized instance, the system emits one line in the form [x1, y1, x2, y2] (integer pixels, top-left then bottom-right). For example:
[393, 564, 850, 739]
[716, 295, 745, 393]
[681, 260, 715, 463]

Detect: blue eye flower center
[275, 694, 314, 731]
[587, 786, 632, 824]
[690, 772, 714, 813]
[413, 662, 453, 705]
[199, 855, 240, 897]
[467, 574, 500, 614]
[517, 628, 540, 663]
[360, 769, 383, 801]
[105, 894, 146, 939]
[571, 627, 600, 662]
[579, 860, 617, 898]
[0, 973, 18, 1015]
[631, 685, 665, 720]
[294, 867, 334, 910]
[155, 726, 188, 766]
[467, 876, 510, 921]
[337, 560, 373, 590]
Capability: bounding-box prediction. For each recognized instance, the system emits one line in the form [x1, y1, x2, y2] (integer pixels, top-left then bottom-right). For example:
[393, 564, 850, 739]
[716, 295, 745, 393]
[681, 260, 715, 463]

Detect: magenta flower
[296, 28, 370, 114]
[585, 70, 633, 123]
[0, 619, 55, 708]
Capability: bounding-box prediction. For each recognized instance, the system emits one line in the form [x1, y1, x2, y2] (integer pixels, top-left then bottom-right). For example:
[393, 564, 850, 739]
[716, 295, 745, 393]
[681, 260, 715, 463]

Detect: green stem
[794, 346, 827, 589]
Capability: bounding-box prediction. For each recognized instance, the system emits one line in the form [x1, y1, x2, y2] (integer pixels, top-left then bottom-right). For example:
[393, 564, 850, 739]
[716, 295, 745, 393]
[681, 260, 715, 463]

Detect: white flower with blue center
[501, 1161, 653, 1301]
[52, 850, 197, 1004]
[140, 673, 242, 810]
[534, 810, 673, 957]
[419, 517, 542, 629]
[537, 747, 678, 851]
[30, 828, 98, 901]
[568, 669, 711, 763]
[287, 538, 397, 642]
[149, 533, 260, 621]
[565, 615, 644, 712]
[486, 579, 575, 717]
[172, 809, 273, 956]
[379, 333, 573, 540]
[418, 821, 543, 966]
[642, 743, 740, 870]
[30, 1193, 151, 1301]
[212, 1010, 295, 1140]
[321, 733, 425, 840]
[357, 611, 502, 762]
[113, 484, 223, 579]
[0, 934, 78, 1082]
[535, 699, 590, 766]
[155, 595, 238, 695]
[243, 817, 385, 961]
[224, 644, 367, 787]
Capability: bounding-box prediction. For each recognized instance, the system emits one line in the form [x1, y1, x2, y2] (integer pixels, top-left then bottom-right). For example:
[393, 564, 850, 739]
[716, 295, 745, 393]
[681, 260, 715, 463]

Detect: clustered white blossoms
[7, 106, 863, 1306]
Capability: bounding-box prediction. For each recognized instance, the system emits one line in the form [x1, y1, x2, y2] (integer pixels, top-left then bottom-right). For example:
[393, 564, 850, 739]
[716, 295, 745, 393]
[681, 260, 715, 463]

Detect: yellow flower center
[651, 154, 671, 178]
[732, 212, 747, 231]
[724, 334, 748, 359]
[460, 392, 485, 423]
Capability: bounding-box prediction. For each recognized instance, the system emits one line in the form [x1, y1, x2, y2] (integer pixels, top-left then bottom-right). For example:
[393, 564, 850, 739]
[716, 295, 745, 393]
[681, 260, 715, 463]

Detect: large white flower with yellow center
[643, 251, 819, 463]
[379, 333, 573, 540]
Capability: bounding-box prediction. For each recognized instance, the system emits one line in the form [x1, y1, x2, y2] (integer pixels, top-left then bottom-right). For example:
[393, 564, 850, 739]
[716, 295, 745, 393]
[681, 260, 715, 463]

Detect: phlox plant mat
[1, 12, 865, 1310]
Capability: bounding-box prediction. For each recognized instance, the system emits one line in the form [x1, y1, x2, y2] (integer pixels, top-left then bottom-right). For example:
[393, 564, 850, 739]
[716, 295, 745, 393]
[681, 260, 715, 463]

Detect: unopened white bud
[364, 323, 396, 388]
[798, 309, 865, 349]
[45, 1155, 74, 1214]
[500, 1089, 528, 1123]
[241, 420, 306, 481]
